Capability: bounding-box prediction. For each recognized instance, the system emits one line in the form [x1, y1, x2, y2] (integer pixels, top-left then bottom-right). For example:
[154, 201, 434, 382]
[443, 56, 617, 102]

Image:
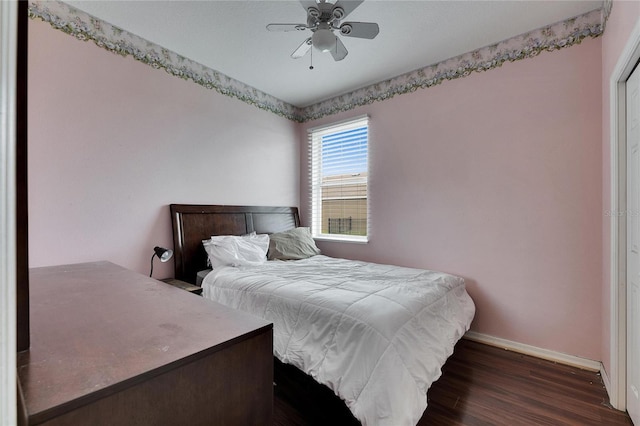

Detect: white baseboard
[601, 363, 612, 399]
[464, 331, 603, 372]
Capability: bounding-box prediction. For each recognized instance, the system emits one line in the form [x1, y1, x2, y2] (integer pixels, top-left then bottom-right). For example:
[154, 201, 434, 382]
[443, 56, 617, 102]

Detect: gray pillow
[268, 227, 320, 260]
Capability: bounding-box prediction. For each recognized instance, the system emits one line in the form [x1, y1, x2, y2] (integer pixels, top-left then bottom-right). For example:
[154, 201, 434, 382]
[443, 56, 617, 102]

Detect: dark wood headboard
[170, 204, 300, 283]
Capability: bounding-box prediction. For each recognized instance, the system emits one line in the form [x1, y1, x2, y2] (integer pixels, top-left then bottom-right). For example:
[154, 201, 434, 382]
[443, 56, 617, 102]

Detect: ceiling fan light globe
[312, 29, 335, 52]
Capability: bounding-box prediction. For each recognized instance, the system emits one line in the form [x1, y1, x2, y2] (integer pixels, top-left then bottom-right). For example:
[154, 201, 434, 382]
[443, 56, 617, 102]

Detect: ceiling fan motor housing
[308, 2, 344, 27]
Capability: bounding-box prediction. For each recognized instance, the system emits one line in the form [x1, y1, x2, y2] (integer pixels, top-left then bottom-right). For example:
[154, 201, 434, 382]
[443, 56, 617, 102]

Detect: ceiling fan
[266, 0, 379, 62]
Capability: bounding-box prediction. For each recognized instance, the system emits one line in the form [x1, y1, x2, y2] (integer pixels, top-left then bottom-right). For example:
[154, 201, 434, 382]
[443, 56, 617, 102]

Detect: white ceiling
[63, 0, 602, 108]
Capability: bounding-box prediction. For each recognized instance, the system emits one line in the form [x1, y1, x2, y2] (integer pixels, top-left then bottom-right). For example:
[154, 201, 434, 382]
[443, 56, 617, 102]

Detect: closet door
[626, 61, 640, 426]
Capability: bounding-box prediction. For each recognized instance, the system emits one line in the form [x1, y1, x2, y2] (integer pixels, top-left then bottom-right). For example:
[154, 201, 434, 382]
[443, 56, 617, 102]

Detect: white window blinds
[309, 115, 369, 242]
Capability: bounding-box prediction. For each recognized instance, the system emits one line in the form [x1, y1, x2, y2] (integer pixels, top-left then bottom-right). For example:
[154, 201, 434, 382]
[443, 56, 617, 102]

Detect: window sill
[313, 235, 369, 244]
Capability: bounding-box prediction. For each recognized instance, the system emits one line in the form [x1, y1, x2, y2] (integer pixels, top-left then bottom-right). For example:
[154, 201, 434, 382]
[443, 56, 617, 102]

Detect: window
[309, 115, 369, 242]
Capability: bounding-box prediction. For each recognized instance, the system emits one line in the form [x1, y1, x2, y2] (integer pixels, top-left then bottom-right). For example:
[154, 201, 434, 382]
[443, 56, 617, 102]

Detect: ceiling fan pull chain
[309, 47, 314, 70]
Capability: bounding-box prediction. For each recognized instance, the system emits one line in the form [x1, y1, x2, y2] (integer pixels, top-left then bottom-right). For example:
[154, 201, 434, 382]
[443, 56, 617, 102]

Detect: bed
[170, 204, 475, 426]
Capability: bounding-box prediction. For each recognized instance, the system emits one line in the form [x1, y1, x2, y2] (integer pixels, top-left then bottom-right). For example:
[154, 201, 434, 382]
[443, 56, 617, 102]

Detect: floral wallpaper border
[29, 1, 609, 123]
[28, 1, 304, 122]
[303, 5, 608, 121]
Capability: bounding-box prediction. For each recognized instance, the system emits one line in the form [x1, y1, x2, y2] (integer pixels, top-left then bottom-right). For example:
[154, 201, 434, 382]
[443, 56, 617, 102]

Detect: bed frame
[169, 204, 299, 284]
[169, 203, 358, 424]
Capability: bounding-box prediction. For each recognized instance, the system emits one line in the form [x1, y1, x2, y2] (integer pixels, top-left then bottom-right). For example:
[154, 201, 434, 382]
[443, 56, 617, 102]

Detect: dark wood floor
[274, 339, 634, 425]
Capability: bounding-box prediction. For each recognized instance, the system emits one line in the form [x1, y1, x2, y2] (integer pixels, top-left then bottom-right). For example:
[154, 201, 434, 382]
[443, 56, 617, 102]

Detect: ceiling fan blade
[267, 23, 308, 32]
[339, 22, 379, 39]
[291, 37, 313, 59]
[330, 36, 348, 61]
[333, 0, 364, 19]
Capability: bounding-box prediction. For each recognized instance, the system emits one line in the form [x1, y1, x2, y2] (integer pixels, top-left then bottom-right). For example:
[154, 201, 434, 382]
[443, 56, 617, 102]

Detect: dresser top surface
[18, 261, 272, 421]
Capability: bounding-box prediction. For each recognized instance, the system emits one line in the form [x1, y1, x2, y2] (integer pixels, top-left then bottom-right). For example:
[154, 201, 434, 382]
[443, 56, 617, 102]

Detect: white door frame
[0, 0, 18, 424]
[610, 16, 640, 411]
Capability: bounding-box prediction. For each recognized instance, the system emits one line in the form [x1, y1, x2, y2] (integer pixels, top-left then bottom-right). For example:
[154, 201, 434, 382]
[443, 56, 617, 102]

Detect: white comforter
[202, 255, 475, 426]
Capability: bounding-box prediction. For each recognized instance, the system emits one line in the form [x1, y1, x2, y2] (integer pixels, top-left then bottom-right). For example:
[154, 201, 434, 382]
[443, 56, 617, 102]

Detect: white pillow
[202, 233, 269, 268]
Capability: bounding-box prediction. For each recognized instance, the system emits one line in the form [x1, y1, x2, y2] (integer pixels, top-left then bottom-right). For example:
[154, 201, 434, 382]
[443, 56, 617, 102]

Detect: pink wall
[601, 1, 640, 377]
[27, 19, 299, 279]
[29, 10, 607, 361]
[301, 38, 603, 360]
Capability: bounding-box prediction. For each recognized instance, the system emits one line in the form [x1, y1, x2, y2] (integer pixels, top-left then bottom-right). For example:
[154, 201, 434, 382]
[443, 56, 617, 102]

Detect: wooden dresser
[17, 261, 273, 425]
